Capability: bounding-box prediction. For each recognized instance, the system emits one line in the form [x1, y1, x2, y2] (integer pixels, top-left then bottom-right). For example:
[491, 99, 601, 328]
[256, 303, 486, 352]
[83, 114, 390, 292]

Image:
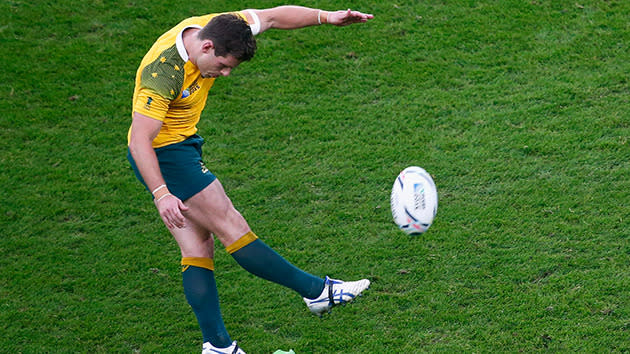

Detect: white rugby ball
[391, 166, 438, 235]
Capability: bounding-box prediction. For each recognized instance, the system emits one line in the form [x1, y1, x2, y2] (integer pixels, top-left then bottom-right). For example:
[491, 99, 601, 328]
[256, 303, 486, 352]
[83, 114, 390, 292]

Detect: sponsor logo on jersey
[183, 79, 201, 98]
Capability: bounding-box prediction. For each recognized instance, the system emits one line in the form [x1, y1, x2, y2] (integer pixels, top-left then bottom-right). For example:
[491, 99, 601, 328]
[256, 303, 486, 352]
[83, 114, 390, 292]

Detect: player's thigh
[169, 218, 215, 258]
[183, 179, 250, 247]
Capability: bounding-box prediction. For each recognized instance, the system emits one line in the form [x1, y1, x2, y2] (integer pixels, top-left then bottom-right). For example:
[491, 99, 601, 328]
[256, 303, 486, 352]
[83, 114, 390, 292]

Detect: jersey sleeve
[133, 45, 186, 121]
[133, 88, 170, 121]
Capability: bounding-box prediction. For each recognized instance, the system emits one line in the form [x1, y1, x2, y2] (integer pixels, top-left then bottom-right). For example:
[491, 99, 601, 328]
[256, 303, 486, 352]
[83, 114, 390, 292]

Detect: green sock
[181, 259, 231, 348]
[230, 238, 325, 299]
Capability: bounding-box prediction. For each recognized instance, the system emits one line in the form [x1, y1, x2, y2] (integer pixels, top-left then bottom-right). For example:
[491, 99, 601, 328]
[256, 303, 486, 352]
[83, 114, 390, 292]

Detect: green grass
[1, 0, 629, 352]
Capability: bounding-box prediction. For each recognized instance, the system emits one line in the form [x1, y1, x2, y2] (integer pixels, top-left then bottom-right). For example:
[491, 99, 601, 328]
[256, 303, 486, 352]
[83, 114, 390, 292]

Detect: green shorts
[127, 135, 217, 201]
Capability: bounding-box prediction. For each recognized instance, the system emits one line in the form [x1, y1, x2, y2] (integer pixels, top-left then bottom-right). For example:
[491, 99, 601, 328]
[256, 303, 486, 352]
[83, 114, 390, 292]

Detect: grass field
[1, 0, 629, 352]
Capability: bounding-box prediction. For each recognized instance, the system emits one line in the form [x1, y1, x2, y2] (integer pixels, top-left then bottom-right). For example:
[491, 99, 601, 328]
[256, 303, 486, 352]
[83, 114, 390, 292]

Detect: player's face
[197, 49, 241, 78]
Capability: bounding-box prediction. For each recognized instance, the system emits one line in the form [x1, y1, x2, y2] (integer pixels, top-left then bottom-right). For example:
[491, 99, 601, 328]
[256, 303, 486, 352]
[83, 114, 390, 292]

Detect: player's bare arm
[128, 112, 188, 229]
[245, 6, 374, 34]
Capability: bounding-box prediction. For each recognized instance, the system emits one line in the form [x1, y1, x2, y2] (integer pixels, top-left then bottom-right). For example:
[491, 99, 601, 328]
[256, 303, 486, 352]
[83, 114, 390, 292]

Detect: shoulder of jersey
[140, 45, 186, 100]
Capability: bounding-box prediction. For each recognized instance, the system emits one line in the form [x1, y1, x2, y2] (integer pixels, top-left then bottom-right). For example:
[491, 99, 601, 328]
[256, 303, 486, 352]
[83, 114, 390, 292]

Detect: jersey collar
[176, 25, 202, 62]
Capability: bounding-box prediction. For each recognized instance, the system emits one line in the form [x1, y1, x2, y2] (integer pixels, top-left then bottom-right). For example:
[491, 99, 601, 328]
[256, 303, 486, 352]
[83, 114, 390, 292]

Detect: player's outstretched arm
[246, 6, 373, 35]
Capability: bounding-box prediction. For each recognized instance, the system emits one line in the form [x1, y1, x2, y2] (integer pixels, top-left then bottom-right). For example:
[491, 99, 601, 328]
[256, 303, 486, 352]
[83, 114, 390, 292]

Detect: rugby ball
[391, 166, 438, 235]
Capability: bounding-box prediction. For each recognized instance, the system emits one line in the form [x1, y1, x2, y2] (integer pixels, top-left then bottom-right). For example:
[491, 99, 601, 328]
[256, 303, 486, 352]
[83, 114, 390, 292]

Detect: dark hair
[197, 14, 257, 62]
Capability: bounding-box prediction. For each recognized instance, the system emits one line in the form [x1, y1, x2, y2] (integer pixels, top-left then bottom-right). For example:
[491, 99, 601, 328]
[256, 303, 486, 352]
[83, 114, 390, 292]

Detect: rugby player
[127, 6, 373, 353]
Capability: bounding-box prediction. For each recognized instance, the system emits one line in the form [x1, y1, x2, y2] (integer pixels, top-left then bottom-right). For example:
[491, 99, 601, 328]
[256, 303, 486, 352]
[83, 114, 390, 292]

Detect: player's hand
[327, 9, 374, 26]
[155, 194, 189, 229]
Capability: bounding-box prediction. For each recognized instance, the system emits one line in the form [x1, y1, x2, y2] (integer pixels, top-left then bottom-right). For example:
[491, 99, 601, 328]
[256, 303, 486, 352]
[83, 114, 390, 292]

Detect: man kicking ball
[127, 5, 374, 353]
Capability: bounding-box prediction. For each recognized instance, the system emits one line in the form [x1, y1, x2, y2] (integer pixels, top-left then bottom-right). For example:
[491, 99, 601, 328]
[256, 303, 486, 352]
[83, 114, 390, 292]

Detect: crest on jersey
[144, 97, 153, 110]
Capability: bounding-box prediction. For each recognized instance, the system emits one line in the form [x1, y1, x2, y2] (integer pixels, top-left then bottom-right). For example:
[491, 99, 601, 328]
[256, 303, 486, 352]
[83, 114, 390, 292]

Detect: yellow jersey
[128, 11, 251, 148]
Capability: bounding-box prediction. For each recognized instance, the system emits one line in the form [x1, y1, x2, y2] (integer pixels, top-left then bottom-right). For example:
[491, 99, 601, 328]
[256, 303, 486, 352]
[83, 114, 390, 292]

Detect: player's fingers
[345, 9, 354, 22]
[174, 211, 186, 228]
[167, 206, 185, 228]
[161, 207, 179, 229]
[355, 12, 373, 21]
[161, 213, 174, 229]
[357, 12, 374, 20]
[156, 195, 187, 228]
[339, 10, 372, 25]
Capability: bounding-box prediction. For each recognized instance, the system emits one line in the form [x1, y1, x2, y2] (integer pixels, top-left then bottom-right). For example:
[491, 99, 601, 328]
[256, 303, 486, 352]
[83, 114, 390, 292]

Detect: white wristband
[318, 10, 323, 25]
[152, 184, 167, 195]
[156, 193, 172, 203]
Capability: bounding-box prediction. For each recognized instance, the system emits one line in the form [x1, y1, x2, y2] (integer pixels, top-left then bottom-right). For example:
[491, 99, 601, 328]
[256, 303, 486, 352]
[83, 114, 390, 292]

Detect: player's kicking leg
[184, 180, 370, 310]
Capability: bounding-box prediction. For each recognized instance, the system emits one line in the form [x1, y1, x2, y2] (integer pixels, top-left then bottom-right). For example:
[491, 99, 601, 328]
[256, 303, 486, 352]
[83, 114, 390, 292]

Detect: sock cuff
[181, 257, 214, 272]
[226, 231, 258, 254]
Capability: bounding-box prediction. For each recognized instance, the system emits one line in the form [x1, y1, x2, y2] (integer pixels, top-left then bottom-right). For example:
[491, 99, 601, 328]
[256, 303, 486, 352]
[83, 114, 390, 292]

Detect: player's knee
[228, 206, 246, 225]
[217, 203, 248, 229]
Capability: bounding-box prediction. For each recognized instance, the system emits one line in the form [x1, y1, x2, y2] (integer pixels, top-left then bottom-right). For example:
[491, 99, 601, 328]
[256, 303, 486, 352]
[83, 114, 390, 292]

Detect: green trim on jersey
[140, 45, 186, 100]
